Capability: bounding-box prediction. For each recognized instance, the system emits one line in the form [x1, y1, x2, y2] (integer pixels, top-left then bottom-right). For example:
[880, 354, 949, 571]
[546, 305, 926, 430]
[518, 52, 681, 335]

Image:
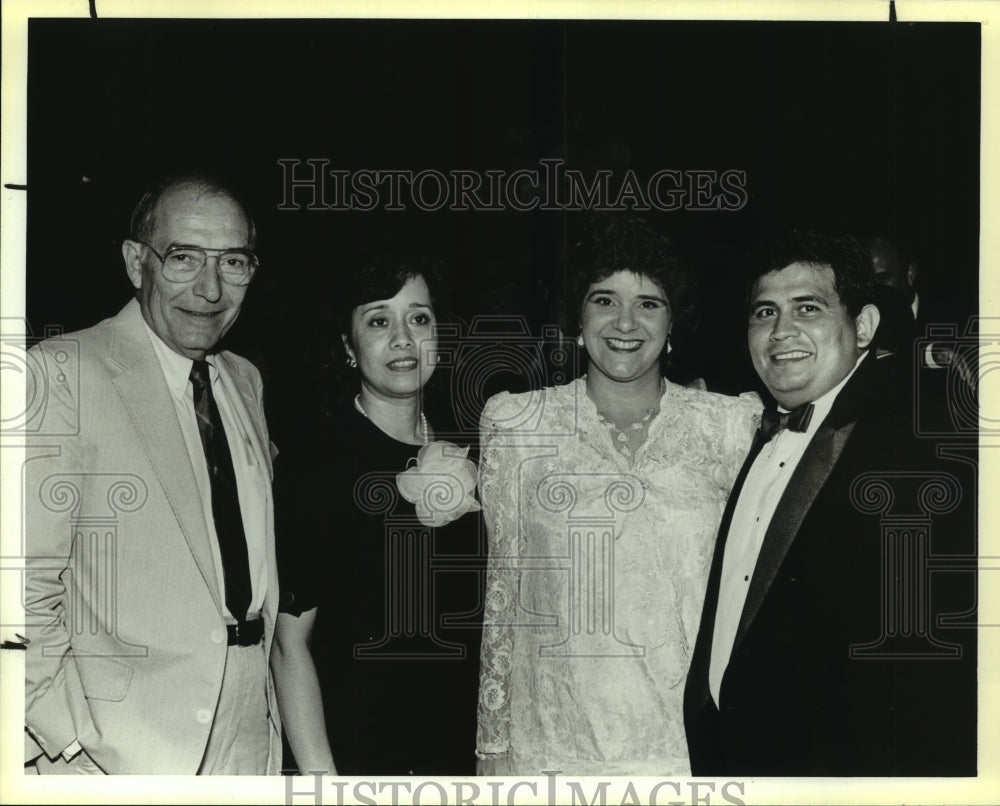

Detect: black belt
[227, 618, 264, 647]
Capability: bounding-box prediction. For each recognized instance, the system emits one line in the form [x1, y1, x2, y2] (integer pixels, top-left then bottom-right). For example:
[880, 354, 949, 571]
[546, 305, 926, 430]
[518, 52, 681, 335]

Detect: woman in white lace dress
[475, 218, 761, 776]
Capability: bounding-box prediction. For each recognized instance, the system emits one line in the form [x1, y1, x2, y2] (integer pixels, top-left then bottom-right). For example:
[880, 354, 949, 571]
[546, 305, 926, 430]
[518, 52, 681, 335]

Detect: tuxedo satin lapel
[731, 421, 855, 656]
[107, 301, 223, 611]
[687, 433, 768, 711]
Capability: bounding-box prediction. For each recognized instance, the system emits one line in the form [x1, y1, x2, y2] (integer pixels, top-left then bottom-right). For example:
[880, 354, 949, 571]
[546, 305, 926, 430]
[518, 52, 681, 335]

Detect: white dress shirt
[708, 353, 867, 707]
[143, 320, 269, 619]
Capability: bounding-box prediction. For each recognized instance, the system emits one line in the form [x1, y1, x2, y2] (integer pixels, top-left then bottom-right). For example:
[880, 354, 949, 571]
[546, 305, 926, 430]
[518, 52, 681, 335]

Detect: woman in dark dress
[272, 255, 483, 776]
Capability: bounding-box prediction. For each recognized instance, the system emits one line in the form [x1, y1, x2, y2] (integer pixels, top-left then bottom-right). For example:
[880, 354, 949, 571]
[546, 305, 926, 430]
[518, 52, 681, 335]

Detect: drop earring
[577, 333, 584, 348]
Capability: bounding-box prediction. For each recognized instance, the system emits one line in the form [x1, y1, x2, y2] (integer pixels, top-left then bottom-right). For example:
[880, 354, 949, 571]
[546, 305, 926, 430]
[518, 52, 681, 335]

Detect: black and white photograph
[1, 0, 996, 803]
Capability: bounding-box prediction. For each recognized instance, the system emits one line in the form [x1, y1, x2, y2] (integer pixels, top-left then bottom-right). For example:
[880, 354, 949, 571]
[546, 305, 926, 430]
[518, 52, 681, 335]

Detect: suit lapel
[729, 420, 854, 657]
[213, 355, 269, 475]
[214, 355, 279, 632]
[107, 301, 223, 611]
[729, 354, 880, 659]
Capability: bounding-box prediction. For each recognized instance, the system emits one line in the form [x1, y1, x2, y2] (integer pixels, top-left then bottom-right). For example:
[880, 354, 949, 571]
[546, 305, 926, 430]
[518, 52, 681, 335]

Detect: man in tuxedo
[684, 231, 976, 776]
[24, 174, 281, 774]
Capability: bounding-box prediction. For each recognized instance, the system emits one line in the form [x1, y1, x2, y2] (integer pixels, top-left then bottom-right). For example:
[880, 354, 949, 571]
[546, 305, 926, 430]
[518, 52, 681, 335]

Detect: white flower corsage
[396, 441, 482, 528]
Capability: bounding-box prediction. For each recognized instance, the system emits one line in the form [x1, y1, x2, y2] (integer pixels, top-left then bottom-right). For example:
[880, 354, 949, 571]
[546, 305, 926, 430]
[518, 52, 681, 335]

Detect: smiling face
[580, 270, 671, 385]
[122, 182, 251, 360]
[345, 274, 437, 402]
[748, 261, 879, 409]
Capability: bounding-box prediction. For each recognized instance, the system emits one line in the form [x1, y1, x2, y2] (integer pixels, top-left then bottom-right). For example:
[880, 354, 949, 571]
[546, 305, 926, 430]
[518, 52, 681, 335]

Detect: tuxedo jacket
[684, 353, 977, 776]
[23, 299, 282, 774]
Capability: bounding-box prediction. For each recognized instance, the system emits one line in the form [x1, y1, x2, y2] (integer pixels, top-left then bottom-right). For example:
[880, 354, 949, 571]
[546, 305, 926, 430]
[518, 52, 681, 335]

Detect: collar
[580, 373, 670, 411]
[777, 350, 868, 439]
[140, 315, 217, 400]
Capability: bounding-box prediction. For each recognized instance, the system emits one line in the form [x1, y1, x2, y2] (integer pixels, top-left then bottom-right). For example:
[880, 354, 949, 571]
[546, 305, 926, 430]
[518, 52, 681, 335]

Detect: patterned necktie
[190, 360, 252, 621]
[758, 402, 815, 444]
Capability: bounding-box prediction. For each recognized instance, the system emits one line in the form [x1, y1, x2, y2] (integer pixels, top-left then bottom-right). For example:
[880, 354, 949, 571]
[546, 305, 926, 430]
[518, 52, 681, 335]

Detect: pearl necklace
[354, 394, 429, 445]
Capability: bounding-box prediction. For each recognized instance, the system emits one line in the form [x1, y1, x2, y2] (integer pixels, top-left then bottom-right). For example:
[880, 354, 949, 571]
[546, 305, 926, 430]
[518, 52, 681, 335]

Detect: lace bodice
[476, 377, 761, 775]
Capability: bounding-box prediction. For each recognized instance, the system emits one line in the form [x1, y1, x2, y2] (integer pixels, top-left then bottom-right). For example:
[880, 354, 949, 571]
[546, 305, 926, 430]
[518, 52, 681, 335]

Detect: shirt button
[211, 629, 225, 644]
[196, 709, 212, 724]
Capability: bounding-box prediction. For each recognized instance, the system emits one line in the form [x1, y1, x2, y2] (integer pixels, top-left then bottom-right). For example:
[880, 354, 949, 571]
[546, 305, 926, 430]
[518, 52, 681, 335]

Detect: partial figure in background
[868, 234, 919, 316]
[272, 251, 483, 776]
[475, 217, 761, 776]
[24, 173, 281, 774]
[684, 231, 977, 775]
[865, 234, 978, 433]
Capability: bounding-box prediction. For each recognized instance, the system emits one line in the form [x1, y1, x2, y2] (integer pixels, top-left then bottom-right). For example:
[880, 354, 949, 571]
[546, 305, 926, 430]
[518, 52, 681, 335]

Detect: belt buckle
[233, 622, 241, 644]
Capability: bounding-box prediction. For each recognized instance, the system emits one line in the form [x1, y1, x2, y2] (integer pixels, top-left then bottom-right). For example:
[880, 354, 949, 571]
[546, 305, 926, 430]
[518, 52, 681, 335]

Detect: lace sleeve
[475, 394, 522, 758]
[707, 391, 763, 494]
[725, 391, 763, 481]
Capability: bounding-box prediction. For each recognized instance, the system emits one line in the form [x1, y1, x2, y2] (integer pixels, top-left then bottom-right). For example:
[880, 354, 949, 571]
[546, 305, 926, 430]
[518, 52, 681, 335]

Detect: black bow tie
[759, 403, 814, 443]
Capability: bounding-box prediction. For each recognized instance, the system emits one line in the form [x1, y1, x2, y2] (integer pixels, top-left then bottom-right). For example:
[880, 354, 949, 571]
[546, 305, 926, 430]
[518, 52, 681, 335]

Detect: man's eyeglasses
[140, 242, 259, 286]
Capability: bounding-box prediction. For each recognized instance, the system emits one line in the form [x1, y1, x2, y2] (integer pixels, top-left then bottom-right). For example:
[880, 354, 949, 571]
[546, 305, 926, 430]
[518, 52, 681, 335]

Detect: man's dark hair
[864, 234, 906, 271]
[128, 171, 257, 249]
[746, 230, 877, 317]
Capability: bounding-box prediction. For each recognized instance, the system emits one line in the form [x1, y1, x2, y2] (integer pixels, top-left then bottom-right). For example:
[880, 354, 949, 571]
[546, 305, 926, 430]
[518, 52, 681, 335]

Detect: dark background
[26, 19, 980, 442]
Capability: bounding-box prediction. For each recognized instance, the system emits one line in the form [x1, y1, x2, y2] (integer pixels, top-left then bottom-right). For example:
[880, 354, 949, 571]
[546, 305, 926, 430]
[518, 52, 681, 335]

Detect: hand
[297, 755, 337, 776]
[31, 747, 106, 775]
[952, 350, 978, 394]
[476, 752, 511, 776]
[929, 344, 978, 394]
[929, 343, 950, 366]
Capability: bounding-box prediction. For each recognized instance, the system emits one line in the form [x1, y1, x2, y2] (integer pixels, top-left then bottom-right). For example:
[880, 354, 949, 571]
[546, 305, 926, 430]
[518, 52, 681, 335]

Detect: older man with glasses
[24, 173, 281, 774]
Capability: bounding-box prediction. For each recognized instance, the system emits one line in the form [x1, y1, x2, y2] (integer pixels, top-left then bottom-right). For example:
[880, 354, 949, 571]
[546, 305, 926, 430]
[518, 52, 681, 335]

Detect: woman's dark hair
[561, 215, 698, 371]
[321, 248, 450, 408]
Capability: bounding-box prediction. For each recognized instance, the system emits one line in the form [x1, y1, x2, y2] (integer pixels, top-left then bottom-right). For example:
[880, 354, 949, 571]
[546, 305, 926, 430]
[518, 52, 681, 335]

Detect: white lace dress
[476, 377, 761, 775]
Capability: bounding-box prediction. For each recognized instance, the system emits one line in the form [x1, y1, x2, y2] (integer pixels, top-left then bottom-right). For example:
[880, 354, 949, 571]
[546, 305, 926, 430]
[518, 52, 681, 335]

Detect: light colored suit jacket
[24, 299, 281, 774]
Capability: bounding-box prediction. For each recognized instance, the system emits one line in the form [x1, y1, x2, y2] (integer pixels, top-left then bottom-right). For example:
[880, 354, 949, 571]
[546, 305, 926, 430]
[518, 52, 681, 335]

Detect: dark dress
[277, 401, 485, 776]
